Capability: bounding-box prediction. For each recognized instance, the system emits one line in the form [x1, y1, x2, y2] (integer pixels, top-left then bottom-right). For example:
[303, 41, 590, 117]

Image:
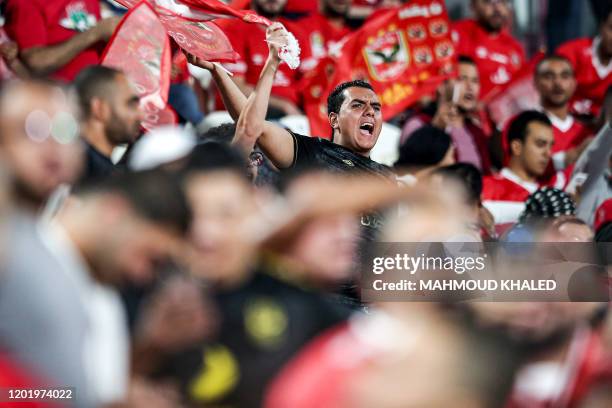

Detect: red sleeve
[4, 0, 48, 50]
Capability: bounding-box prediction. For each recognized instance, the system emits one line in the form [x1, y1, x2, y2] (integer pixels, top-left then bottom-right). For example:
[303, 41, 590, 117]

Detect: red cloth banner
[113, 0, 241, 62]
[485, 52, 544, 131]
[102, 1, 176, 131]
[304, 0, 455, 138]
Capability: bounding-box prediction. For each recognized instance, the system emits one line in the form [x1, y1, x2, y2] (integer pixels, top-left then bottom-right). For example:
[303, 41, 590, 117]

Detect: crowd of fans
[0, 0, 611, 407]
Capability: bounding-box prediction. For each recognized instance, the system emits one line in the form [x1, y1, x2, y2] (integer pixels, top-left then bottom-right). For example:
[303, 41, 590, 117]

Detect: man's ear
[329, 112, 339, 131]
[90, 98, 110, 122]
[510, 139, 523, 157]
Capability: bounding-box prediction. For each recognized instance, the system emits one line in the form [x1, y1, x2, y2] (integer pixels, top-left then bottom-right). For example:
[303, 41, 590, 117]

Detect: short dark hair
[594, 3, 612, 26]
[197, 123, 236, 144]
[535, 54, 574, 76]
[182, 141, 249, 180]
[458, 55, 477, 66]
[506, 110, 552, 146]
[395, 125, 453, 167]
[327, 80, 375, 116]
[434, 163, 483, 205]
[74, 65, 122, 118]
[76, 169, 192, 235]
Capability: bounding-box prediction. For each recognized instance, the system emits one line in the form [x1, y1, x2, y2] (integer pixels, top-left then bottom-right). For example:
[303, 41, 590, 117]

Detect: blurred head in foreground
[181, 142, 260, 287]
[268, 167, 361, 287]
[0, 79, 83, 209]
[466, 215, 602, 355]
[395, 125, 455, 182]
[60, 170, 191, 287]
[266, 186, 519, 408]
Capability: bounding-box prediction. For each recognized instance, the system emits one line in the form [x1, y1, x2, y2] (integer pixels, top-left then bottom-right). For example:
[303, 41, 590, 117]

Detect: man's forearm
[234, 79, 299, 116]
[20, 29, 101, 75]
[234, 58, 279, 152]
[212, 67, 248, 120]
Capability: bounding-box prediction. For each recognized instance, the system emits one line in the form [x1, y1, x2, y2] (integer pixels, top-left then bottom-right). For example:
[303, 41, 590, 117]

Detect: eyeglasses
[24, 109, 79, 145]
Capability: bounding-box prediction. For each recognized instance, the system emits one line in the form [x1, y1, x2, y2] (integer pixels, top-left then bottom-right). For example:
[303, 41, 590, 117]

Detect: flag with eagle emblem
[303, 0, 455, 138]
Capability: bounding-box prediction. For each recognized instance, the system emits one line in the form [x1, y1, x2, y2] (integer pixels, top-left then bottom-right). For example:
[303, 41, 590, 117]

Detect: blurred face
[331, 87, 382, 156]
[552, 222, 594, 242]
[252, 0, 287, 17]
[600, 13, 612, 57]
[472, 0, 511, 32]
[104, 74, 143, 146]
[0, 83, 83, 206]
[457, 62, 480, 112]
[512, 122, 554, 178]
[289, 214, 359, 285]
[88, 201, 183, 287]
[535, 59, 576, 109]
[468, 302, 576, 346]
[187, 172, 258, 285]
[323, 0, 350, 17]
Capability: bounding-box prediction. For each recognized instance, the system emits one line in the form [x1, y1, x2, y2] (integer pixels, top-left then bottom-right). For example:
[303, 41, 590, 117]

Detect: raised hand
[184, 52, 215, 71]
[265, 22, 290, 65]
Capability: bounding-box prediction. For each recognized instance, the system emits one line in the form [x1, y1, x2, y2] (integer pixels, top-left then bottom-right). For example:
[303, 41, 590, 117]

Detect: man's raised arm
[233, 23, 295, 167]
[187, 23, 296, 169]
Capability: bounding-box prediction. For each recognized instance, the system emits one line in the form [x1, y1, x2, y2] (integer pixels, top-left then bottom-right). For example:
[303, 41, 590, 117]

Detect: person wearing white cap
[128, 126, 197, 171]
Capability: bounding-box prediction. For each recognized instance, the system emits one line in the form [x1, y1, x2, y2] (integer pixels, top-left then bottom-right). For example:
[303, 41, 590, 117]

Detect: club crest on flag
[363, 28, 410, 82]
[413, 46, 433, 66]
[407, 24, 426, 41]
[434, 40, 454, 61]
[429, 19, 448, 37]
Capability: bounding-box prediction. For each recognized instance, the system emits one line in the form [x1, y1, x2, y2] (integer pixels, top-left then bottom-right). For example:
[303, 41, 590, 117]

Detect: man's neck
[327, 16, 345, 30]
[543, 104, 570, 120]
[80, 121, 113, 158]
[335, 134, 371, 158]
[251, 5, 280, 20]
[597, 40, 611, 66]
[322, 7, 346, 29]
[507, 161, 537, 183]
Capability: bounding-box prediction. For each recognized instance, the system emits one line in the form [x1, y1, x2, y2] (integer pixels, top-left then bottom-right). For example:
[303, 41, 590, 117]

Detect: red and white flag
[102, 1, 176, 131]
[485, 52, 544, 131]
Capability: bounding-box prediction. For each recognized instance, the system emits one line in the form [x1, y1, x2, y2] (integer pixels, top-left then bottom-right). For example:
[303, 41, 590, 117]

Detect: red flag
[485, 52, 544, 131]
[486, 53, 544, 165]
[102, 1, 176, 131]
[113, 0, 240, 62]
[304, 0, 455, 137]
[178, 0, 271, 25]
[302, 57, 336, 139]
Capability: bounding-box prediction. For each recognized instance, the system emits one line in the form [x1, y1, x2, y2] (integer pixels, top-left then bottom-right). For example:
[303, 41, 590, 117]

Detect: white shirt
[38, 221, 129, 405]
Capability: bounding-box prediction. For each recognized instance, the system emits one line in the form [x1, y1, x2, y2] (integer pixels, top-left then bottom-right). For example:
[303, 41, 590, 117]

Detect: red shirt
[482, 168, 568, 226]
[4, 0, 102, 82]
[285, 0, 319, 15]
[295, 12, 352, 67]
[556, 37, 612, 117]
[217, 18, 312, 106]
[452, 19, 525, 98]
[546, 113, 593, 171]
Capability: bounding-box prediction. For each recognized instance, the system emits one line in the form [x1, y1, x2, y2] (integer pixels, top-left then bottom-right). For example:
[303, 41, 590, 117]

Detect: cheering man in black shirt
[186, 23, 392, 179]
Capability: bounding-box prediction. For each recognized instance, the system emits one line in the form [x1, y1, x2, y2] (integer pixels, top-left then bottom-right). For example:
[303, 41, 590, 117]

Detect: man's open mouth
[359, 122, 374, 136]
